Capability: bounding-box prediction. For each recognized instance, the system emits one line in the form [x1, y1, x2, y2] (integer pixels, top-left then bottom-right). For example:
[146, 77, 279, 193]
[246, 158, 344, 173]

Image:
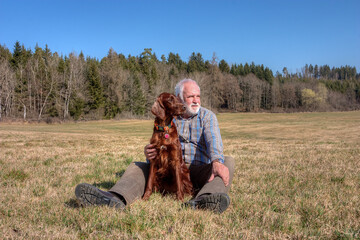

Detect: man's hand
[144, 144, 157, 160]
[208, 161, 229, 186]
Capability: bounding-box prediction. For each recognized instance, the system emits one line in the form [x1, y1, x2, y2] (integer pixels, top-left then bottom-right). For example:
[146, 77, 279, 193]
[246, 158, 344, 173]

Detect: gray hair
[174, 78, 200, 101]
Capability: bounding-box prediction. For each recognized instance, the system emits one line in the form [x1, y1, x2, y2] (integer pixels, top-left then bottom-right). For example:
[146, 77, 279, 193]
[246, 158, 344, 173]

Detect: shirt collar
[178, 107, 201, 120]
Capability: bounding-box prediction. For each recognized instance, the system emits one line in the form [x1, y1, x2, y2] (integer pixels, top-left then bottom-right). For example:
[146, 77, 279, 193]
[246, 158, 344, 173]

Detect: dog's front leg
[143, 163, 156, 200]
[174, 162, 184, 201]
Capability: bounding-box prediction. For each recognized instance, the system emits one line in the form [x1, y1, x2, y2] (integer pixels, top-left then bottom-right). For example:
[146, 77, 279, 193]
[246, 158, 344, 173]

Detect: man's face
[182, 82, 201, 116]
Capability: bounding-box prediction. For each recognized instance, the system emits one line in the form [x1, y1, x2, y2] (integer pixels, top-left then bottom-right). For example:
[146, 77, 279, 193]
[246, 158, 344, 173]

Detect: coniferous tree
[124, 73, 146, 116]
[13, 42, 33, 119]
[264, 67, 273, 85]
[167, 52, 186, 71]
[314, 65, 319, 79]
[219, 59, 230, 73]
[86, 59, 104, 110]
[230, 64, 238, 75]
[0, 44, 12, 61]
[188, 52, 206, 73]
[320, 65, 331, 79]
[244, 63, 250, 75]
[238, 64, 244, 75]
[11, 41, 22, 69]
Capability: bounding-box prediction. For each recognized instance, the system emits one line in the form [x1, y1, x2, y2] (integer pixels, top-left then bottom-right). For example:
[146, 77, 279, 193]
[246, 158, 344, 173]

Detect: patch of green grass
[4, 169, 29, 182]
[43, 158, 54, 166]
[120, 154, 134, 165]
[33, 185, 47, 197]
[331, 176, 346, 184]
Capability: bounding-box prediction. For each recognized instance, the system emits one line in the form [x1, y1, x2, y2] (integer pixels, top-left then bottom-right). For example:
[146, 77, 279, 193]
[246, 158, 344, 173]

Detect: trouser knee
[224, 155, 235, 179]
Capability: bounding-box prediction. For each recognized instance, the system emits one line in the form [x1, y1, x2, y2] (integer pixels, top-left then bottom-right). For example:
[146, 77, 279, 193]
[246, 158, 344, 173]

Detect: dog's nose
[182, 105, 186, 110]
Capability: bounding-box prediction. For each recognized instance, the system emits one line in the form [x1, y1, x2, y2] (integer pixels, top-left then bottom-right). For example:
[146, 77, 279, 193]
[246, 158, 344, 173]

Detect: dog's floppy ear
[151, 98, 166, 120]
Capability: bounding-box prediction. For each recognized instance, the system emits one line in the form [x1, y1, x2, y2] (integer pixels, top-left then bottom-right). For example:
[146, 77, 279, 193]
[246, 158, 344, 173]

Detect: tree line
[0, 42, 359, 121]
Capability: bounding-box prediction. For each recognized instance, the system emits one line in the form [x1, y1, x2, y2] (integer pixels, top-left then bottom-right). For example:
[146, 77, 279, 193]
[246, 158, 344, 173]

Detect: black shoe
[184, 193, 230, 213]
[75, 183, 125, 209]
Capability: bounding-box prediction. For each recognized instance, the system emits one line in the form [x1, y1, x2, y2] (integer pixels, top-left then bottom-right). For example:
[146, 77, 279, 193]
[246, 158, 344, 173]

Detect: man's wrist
[212, 159, 224, 164]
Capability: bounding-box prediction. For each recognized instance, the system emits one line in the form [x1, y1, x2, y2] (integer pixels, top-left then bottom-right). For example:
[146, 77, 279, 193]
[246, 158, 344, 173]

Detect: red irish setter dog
[142, 93, 193, 201]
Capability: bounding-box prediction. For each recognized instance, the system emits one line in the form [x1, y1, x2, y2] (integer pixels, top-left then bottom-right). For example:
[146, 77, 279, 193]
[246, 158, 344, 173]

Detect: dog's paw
[142, 191, 152, 201]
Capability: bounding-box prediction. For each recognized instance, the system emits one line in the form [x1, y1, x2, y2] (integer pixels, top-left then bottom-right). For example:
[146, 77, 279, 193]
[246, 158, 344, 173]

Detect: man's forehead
[183, 82, 200, 94]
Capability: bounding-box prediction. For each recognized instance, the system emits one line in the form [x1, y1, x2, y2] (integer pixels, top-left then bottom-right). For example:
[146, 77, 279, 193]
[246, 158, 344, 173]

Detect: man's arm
[203, 112, 229, 186]
[203, 112, 225, 164]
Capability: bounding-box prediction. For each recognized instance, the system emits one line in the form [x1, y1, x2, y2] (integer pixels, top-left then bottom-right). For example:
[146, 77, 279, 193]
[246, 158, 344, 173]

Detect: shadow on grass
[115, 170, 125, 178]
[92, 170, 125, 189]
[64, 198, 80, 208]
[65, 170, 126, 208]
[93, 181, 117, 190]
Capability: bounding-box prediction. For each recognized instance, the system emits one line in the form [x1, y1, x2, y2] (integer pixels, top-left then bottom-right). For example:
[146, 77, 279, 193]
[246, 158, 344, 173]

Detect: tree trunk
[38, 74, 54, 120]
[23, 103, 26, 120]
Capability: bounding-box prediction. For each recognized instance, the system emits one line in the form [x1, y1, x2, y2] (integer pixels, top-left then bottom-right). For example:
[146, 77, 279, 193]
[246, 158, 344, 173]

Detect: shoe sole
[198, 193, 230, 213]
[75, 183, 124, 209]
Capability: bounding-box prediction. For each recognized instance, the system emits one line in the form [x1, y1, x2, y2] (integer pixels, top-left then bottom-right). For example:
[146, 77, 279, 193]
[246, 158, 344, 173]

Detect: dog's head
[151, 93, 186, 120]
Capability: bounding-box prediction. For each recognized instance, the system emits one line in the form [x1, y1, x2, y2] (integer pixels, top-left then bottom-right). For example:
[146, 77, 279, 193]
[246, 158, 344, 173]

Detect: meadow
[0, 112, 359, 239]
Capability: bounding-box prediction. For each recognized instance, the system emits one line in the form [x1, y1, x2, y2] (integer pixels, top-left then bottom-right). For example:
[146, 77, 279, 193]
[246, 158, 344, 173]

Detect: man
[75, 79, 235, 213]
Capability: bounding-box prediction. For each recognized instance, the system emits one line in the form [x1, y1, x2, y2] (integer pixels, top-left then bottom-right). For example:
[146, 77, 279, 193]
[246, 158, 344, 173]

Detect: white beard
[185, 103, 200, 116]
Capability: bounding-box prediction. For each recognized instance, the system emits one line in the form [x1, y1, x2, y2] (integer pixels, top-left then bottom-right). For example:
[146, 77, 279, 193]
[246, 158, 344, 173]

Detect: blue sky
[1, 0, 359, 74]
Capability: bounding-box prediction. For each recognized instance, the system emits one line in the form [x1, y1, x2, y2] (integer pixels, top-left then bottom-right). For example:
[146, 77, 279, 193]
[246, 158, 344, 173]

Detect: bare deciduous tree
[0, 59, 15, 120]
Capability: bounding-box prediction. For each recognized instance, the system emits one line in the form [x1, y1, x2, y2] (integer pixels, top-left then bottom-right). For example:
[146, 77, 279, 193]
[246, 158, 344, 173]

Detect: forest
[0, 41, 359, 121]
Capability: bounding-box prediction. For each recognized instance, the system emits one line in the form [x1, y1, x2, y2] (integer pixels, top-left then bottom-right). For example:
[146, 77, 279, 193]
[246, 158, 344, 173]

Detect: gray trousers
[109, 156, 235, 205]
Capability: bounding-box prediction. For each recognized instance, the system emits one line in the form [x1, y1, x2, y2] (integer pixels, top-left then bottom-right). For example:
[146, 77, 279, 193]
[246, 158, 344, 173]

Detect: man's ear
[151, 99, 166, 120]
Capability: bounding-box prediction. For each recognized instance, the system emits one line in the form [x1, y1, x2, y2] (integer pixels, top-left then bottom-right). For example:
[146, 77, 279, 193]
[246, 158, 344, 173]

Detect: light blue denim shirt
[174, 107, 224, 165]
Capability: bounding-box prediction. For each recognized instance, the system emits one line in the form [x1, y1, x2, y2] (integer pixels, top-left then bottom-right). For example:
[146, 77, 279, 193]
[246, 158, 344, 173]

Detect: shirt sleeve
[203, 111, 225, 164]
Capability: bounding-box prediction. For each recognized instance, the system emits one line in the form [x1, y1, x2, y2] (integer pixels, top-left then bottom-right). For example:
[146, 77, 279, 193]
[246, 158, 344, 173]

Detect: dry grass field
[1, 112, 359, 239]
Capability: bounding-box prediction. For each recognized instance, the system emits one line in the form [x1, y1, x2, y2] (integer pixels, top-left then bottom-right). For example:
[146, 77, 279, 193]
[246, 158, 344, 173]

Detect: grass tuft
[4, 169, 29, 182]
